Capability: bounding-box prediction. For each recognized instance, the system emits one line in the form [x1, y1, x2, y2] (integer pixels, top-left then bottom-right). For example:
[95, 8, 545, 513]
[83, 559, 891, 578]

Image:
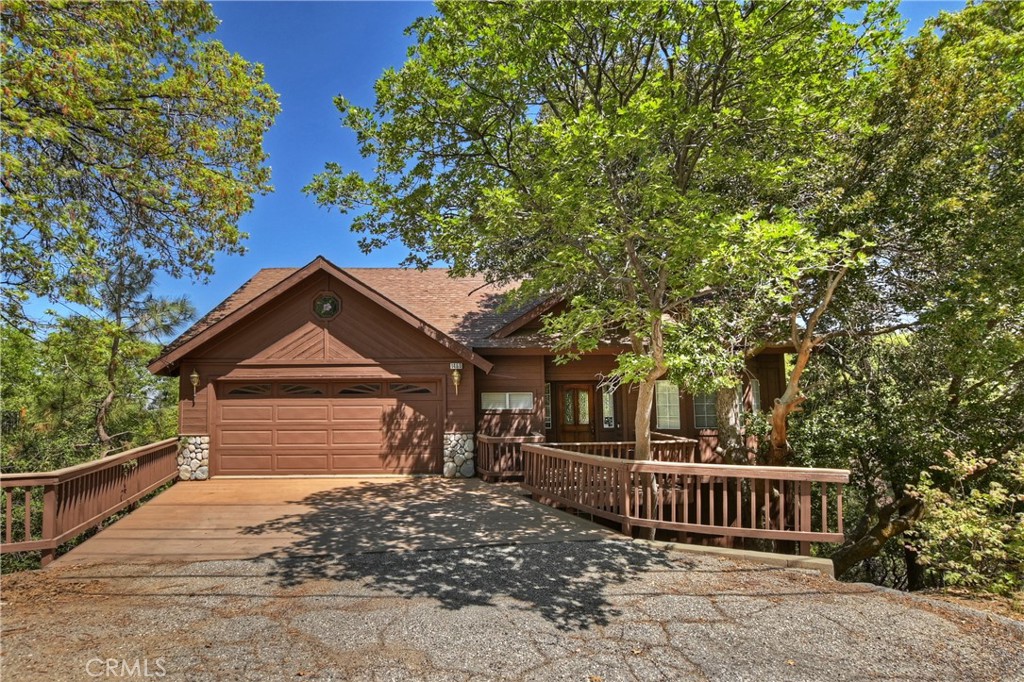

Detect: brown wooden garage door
[213, 381, 442, 475]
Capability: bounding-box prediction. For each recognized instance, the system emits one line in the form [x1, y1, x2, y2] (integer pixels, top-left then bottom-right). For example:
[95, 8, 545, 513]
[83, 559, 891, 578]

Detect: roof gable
[149, 257, 496, 374]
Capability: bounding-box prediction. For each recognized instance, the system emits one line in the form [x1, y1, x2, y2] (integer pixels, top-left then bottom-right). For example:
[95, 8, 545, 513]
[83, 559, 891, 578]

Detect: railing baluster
[753, 475, 761, 528]
[5, 488, 13, 543]
[721, 478, 728, 528]
[837, 484, 844, 535]
[670, 473, 677, 522]
[23, 489, 32, 540]
[736, 478, 742, 530]
[682, 474, 690, 524]
[820, 484, 828, 534]
[696, 477, 702, 525]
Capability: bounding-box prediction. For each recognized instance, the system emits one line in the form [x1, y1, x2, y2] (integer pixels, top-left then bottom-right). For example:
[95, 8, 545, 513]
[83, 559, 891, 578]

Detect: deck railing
[476, 433, 546, 481]
[522, 443, 847, 554]
[1, 438, 179, 565]
[548, 439, 699, 463]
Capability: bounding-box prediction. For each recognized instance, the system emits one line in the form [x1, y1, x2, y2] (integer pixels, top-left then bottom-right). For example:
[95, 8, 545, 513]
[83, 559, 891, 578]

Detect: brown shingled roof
[159, 264, 535, 358]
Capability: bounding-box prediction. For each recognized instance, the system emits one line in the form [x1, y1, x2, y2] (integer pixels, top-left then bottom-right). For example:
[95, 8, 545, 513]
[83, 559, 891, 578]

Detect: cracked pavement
[1, 479, 1022, 681]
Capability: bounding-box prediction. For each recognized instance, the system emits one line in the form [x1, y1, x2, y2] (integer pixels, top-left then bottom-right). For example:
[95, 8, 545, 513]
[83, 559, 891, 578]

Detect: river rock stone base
[442, 432, 475, 478]
[177, 435, 210, 480]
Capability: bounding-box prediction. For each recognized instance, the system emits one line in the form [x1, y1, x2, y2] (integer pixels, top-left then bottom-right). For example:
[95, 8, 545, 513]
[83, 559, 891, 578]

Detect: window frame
[655, 380, 681, 430]
[480, 391, 535, 412]
[693, 392, 718, 429]
[601, 388, 615, 429]
[544, 383, 553, 429]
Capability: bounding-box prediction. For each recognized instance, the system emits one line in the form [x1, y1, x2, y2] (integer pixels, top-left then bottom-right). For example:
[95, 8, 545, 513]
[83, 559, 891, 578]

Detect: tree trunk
[632, 318, 667, 540]
[771, 267, 849, 466]
[96, 333, 121, 447]
[769, 342, 813, 466]
[904, 545, 926, 591]
[831, 495, 925, 578]
[95, 389, 115, 445]
[715, 385, 745, 463]
[634, 379, 656, 460]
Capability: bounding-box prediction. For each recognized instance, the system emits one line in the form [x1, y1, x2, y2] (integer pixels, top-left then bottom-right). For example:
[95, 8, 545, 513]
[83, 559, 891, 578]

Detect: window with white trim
[481, 392, 534, 411]
[601, 389, 615, 429]
[694, 393, 718, 429]
[655, 381, 680, 429]
[544, 384, 552, 429]
[750, 378, 762, 412]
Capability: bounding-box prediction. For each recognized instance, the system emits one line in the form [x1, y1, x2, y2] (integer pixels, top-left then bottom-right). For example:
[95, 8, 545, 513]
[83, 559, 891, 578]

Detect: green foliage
[910, 450, 1024, 595]
[790, 324, 1024, 592]
[0, 321, 178, 472]
[0, 0, 279, 326]
[308, 0, 900, 400]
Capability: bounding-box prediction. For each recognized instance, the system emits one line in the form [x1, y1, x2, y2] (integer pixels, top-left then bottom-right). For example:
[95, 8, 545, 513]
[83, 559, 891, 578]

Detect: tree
[784, 2, 1024, 580]
[307, 0, 899, 457]
[92, 251, 193, 448]
[1, 0, 279, 327]
[766, 1, 1024, 465]
[0, 319, 180, 472]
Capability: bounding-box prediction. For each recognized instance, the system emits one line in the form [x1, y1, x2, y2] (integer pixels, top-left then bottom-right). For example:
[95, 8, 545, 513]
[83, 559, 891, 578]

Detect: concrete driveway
[2, 478, 1022, 681]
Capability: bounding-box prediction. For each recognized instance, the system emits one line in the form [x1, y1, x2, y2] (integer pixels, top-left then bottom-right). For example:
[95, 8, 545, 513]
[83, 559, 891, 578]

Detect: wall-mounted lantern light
[189, 368, 200, 402]
[450, 362, 463, 395]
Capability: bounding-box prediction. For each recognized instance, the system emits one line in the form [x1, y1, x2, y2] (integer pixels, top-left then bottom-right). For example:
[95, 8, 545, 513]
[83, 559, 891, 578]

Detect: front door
[558, 384, 595, 442]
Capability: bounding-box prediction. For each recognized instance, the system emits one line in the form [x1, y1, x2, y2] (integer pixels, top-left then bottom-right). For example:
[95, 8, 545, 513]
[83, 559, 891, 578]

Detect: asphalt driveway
[2, 478, 1022, 681]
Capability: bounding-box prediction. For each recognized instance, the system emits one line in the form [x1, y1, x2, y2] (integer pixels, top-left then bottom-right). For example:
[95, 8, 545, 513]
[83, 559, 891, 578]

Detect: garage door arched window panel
[224, 383, 272, 397]
[388, 382, 435, 396]
[279, 383, 326, 396]
[335, 382, 383, 396]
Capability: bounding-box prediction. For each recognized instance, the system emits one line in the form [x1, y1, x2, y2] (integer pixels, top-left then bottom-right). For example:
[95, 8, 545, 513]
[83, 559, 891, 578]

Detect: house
[149, 256, 786, 480]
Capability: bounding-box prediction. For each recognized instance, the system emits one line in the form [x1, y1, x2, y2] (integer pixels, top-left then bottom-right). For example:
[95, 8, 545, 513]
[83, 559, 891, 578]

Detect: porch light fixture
[450, 362, 463, 395]
[189, 368, 200, 402]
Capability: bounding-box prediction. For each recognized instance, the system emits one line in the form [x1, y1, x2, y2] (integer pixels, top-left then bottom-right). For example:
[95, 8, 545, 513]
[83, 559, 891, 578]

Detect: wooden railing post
[798, 480, 812, 556]
[40, 483, 58, 566]
[619, 463, 633, 536]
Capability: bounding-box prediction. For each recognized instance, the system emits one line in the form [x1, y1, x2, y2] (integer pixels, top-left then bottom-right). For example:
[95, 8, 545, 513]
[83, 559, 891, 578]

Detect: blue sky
[160, 0, 965, 324]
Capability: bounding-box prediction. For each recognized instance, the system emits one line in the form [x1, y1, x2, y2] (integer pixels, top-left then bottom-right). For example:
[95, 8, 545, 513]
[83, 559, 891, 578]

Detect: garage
[214, 380, 442, 475]
[149, 258, 493, 480]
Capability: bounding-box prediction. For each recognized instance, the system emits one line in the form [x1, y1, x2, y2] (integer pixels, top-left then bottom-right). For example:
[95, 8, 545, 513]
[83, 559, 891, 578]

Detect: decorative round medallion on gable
[313, 293, 341, 320]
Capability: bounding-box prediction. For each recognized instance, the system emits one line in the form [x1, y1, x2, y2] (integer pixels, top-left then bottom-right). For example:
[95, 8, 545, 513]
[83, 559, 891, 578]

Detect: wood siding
[475, 356, 545, 435]
[174, 271, 479, 475]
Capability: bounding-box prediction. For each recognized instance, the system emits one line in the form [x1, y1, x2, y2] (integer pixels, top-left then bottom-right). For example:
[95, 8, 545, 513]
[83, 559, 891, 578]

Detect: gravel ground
[2, 539, 1022, 681]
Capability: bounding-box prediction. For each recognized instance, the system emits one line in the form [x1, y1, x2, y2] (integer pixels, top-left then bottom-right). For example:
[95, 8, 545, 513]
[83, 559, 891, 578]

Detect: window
[655, 381, 680, 429]
[225, 384, 271, 397]
[481, 392, 534, 411]
[279, 384, 325, 396]
[694, 393, 718, 429]
[544, 384, 552, 429]
[601, 389, 615, 429]
[389, 382, 433, 395]
[312, 293, 341, 320]
[336, 383, 381, 396]
[750, 378, 762, 412]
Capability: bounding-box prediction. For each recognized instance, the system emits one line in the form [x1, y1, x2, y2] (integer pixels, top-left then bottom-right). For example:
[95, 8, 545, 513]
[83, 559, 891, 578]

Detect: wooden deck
[52, 477, 614, 565]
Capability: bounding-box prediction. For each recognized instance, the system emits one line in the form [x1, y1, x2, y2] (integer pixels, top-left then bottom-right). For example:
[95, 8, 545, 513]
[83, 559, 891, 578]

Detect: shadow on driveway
[240, 478, 689, 630]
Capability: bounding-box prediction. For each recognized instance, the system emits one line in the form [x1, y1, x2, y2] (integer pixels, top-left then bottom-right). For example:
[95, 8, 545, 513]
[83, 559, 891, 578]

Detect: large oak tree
[307, 0, 899, 457]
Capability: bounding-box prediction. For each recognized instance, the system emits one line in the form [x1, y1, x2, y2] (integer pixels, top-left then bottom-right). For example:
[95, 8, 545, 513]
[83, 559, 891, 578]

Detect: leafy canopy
[1, 0, 279, 326]
[308, 1, 900, 395]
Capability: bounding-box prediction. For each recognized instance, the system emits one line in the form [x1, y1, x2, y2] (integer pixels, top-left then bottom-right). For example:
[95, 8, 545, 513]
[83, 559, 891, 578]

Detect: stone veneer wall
[177, 435, 210, 480]
[442, 432, 475, 478]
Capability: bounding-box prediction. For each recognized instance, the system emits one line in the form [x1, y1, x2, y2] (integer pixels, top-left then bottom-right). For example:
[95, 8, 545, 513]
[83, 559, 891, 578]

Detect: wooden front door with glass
[558, 383, 595, 442]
